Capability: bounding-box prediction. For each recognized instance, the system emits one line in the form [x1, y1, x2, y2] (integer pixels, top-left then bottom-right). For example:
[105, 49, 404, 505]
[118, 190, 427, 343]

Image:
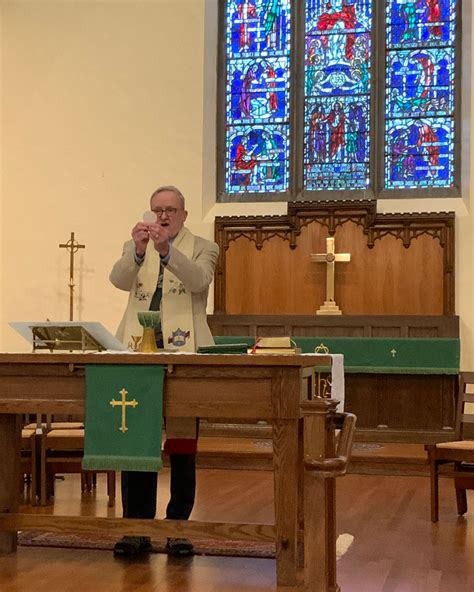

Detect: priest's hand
[148, 223, 171, 258]
[132, 222, 150, 257]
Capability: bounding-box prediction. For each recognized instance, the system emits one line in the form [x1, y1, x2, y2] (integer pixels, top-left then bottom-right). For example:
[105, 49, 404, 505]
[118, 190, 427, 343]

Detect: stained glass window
[218, 0, 460, 200]
[385, 0, 457, 190]
[224, 0, 292, 194]
[304, 0, 372, 191]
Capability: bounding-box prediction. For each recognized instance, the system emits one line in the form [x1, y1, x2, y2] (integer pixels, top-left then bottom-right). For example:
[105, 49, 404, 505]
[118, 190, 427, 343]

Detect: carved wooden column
[0, 415, 21, 553]
[301, 399, 356, 591]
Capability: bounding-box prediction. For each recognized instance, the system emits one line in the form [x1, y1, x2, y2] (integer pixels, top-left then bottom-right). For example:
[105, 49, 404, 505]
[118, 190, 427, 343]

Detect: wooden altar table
[0, 352, 341, 590]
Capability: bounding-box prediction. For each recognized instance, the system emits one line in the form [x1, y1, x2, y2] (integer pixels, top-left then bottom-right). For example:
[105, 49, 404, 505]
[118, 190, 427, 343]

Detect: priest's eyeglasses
[152, 207, 182, 217]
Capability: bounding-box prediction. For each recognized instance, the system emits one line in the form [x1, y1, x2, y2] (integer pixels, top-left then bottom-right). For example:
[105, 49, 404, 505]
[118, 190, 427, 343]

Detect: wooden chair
[22, 417, 85, 504]
[427, 372, 474, 522]
[40, 427, 116, 507]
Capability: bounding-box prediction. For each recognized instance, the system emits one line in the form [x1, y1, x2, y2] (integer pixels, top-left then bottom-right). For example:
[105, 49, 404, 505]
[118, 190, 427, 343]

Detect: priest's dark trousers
[121, 454, 196, 519]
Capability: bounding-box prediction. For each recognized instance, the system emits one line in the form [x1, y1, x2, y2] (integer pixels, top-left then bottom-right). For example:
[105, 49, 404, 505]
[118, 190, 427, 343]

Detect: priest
[109, 184, 219, 557]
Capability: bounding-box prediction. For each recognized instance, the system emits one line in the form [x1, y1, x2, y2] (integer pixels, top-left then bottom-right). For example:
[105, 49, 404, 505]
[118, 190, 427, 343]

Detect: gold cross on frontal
[110, 388, 139, 433]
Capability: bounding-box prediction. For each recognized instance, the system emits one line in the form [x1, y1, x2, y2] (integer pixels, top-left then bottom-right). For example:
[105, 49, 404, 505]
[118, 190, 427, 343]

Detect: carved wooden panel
[214, 200, 455, 315]
[343, 374, 456, 443]
[207, 314, 459, 338]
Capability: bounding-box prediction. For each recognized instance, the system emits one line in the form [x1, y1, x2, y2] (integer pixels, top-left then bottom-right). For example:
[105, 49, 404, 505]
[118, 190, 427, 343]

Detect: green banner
[83, 364, 164, 472]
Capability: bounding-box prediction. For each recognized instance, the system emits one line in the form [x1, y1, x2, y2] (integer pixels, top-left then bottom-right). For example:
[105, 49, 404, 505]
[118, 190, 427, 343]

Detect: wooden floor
[1, 466, 474, 591]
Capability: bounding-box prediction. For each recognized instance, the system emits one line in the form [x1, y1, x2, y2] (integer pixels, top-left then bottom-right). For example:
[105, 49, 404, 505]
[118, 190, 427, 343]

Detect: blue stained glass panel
[305, 31, 370, 96]
[384, 0, 457, 190]
[385, 117, 454, 188]
[305, 163, 369, 191]
[227, 57, 289, 123]
[306, 0, 372, 30]
[225, 0, 291, 195]
[227, 0, 291, 57]
[226, 124, 289, 193]
[304, 0, 372, 191]
[386, 48, 454, 118]
[228, 0, 261, 55]
[304, 96, 370, 190]
[387, 0, 456, 48]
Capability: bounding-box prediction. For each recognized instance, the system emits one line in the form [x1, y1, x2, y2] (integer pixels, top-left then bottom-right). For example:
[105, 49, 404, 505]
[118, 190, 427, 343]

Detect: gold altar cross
[59, 232, 85, 321]
[311, 236, 351, 315]
[110, 388, 139, 433]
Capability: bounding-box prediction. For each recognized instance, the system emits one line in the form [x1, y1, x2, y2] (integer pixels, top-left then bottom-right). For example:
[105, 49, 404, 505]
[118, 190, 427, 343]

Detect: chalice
[137, 311, 161, 353]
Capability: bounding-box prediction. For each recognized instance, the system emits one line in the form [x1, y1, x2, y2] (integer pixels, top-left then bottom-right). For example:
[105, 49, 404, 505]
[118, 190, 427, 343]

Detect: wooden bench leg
[30, 435, 38, 506]
[19, 469, 24, 496]
[107, 472, 116, 508]
[81, 472, 93, 493]
[428, 448, 439, 523]
[456, 486, 467, 516]
[40, 435, 48, 506]
[81, 472, 87, 492]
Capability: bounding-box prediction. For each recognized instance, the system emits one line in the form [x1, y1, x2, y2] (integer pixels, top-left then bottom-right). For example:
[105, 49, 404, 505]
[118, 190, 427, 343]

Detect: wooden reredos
[214, 200, 455, 316]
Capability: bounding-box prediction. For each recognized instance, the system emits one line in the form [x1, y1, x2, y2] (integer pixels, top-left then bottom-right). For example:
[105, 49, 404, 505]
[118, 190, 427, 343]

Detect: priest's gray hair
[150, 185, 186, 209]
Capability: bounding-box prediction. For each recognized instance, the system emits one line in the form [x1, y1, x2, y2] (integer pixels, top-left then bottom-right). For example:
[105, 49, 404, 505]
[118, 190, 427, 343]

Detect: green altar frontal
[213, 336, 460, 375]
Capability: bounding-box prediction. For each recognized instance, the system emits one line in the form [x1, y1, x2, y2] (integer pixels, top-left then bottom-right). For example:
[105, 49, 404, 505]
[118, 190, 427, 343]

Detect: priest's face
[150, 189, 188, 239]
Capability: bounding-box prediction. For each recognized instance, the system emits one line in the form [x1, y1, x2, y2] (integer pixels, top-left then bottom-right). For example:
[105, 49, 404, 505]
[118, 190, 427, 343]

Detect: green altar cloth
[82, 364, 164, 472]
[214, 336, 460, 375]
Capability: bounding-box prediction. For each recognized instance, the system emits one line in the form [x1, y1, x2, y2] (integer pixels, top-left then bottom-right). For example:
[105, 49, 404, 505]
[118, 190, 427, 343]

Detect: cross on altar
[311, 237, 351, 315]
[110, 388, 139, 433]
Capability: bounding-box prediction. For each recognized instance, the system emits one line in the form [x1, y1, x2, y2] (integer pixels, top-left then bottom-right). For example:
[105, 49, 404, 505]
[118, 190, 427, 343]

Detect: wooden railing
[302, 402, 357, 591]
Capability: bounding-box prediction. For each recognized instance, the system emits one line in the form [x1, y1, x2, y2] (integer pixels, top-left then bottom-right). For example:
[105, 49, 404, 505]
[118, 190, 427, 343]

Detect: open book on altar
[10, 321, 127, 352]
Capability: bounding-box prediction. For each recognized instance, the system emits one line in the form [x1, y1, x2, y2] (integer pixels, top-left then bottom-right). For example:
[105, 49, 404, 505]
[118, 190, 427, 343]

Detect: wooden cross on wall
[311, 237, 351, 315]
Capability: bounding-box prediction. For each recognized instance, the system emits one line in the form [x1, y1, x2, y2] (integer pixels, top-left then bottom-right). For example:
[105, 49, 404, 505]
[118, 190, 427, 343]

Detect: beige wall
[1, 0, 211, 351]
[1, 0, 473, 369]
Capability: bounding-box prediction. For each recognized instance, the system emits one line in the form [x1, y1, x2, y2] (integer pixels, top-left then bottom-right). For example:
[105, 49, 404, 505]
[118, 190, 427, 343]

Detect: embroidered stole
[161, 228, 196, 352]
[124, 227, 198, 453]
[121, 227, 195, 350]
[161, 229, 197, 452]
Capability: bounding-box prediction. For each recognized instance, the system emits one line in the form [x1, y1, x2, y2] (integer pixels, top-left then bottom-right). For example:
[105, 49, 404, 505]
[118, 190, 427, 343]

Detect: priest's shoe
[113, 536, 153, 557]
[165, 537, 194, 556]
